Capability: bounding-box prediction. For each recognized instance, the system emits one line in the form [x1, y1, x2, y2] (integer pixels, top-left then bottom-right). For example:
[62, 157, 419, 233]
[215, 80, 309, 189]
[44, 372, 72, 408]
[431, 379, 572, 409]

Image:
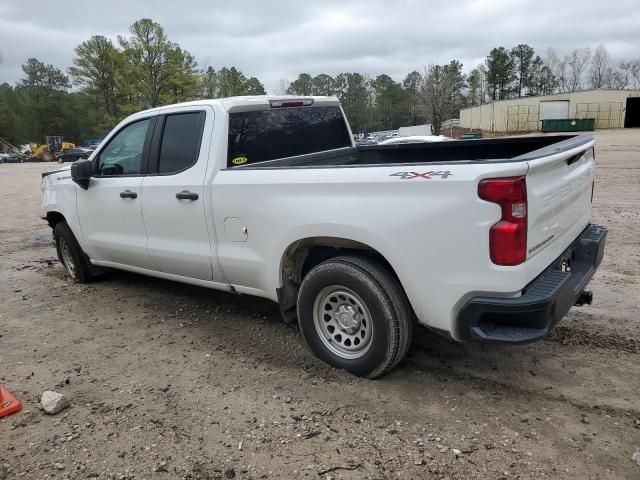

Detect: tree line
[469, 44, 640, 103]
[1, 19, 640, 145]
[0, 18, 266, 146]
[284, 45, 640, 134]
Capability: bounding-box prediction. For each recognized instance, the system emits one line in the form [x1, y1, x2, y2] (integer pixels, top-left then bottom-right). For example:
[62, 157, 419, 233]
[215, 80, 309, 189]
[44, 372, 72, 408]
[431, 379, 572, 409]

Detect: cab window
[227, 106, 351, 167]
[157, 112, 204, 174]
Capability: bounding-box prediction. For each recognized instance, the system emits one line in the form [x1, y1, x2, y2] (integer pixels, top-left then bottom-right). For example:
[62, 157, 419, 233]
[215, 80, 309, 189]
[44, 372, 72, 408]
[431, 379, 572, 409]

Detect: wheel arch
[46, 211, 67, 229]
[276, 236, 406, 323]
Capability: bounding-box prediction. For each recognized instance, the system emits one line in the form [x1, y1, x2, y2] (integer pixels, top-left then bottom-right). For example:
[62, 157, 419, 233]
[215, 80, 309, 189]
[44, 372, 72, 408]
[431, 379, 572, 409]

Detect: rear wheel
[54, 221, 93, 283]
[297, 255, 413, 378]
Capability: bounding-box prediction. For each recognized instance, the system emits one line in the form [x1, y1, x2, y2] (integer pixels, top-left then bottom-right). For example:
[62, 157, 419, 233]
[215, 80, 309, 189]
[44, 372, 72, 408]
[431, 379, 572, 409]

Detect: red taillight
[478, 176, 527, 266]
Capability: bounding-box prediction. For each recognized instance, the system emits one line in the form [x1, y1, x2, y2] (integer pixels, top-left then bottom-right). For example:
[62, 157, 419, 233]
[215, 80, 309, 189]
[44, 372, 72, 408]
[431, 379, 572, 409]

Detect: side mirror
[71, 159, 94, 190]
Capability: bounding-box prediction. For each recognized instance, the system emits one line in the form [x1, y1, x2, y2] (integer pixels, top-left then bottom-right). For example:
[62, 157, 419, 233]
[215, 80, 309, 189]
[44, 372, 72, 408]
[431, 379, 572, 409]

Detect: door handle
[176, 190, 199, 201]
[120, 190, 137, 199]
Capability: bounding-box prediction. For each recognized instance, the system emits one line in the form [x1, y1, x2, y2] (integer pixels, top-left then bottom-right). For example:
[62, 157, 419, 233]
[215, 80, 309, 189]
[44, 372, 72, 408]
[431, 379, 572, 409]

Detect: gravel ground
[1, 129, 639, 479]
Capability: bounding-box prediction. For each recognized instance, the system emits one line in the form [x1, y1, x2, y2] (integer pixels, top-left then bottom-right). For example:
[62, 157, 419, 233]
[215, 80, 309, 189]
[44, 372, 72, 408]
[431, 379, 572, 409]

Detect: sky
[0, 0, 639, 93]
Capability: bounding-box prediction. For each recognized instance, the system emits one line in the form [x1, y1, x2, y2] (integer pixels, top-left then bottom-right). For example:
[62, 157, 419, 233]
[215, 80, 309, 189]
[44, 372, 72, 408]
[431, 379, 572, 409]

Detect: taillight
[478, 176, 527, 266]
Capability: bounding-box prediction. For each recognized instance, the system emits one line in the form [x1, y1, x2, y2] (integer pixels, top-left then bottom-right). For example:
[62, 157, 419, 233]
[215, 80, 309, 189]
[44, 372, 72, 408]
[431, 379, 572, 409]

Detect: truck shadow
[101, 269, 571, 390]
[54, 264, 631, 419]
[40, 261, 636, 415]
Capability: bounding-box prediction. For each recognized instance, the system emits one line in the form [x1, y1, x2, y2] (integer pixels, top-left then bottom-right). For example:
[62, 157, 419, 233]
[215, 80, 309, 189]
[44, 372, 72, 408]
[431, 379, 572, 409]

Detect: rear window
[158, 112, 204, 174]
[227, 106, 351, 167]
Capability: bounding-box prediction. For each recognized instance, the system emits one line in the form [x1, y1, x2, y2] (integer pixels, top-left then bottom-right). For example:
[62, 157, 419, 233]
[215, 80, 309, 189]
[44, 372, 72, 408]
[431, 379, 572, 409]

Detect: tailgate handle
[566, 151, 585, 166]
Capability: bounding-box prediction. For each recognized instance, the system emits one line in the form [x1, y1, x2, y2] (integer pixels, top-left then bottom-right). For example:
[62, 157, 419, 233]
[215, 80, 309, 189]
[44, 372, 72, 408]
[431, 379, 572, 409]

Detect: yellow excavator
[29, 136, 75, 162]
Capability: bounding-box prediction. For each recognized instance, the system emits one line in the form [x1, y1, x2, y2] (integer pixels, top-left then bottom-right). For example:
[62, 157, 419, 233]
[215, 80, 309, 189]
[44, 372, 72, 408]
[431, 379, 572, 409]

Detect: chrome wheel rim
[59, 237, 77, 278]
[313, 286, 373, 359]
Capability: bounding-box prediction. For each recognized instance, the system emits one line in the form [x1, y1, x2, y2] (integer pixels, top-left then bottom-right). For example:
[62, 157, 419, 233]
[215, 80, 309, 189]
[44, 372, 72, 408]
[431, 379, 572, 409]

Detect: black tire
[54, 221, 93, 283]
[297, 255, 413, 378]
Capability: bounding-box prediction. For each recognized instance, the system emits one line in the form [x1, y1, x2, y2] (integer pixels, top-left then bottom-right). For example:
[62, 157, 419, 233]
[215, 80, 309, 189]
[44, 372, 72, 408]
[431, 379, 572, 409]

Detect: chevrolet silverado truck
[41, 95, 607, 378]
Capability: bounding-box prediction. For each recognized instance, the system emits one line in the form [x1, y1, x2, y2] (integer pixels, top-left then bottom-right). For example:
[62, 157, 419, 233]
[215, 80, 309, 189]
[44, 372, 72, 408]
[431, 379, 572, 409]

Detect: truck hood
[40, 165, 75, 220]
[41, 165, 72, 180]
[40, 165, 75, 194]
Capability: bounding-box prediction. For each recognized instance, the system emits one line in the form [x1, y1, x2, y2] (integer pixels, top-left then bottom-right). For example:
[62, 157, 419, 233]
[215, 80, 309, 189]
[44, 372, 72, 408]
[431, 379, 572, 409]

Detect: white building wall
[460, 89, 640, 132]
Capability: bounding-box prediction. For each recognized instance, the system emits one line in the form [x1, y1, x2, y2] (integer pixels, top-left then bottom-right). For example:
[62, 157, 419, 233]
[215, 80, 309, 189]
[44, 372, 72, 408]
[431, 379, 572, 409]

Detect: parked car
[41, 95, 607, 378]
[58, 147, 93, 163]
[461, 132, 483, 140]
[0, 153, 21, 163]
[378, 135, 453, 145]
[357, 137, 378, 146]
[84, 139, 102, 149]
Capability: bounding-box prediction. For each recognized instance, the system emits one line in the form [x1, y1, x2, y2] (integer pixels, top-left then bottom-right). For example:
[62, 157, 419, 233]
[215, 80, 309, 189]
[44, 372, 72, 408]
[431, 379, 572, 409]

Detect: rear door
[525, 139, 595, 263]
[140, 107, 214, 280]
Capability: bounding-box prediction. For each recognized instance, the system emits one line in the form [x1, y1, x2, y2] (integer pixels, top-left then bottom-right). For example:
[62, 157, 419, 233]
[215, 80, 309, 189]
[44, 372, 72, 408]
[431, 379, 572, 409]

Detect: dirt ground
[1, 129, 639, 480]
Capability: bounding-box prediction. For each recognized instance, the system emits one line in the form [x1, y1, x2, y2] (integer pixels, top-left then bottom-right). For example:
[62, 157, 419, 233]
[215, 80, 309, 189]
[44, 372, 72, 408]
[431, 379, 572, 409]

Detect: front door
[140, 109, 214, 280]
[77, 117, 156, 270]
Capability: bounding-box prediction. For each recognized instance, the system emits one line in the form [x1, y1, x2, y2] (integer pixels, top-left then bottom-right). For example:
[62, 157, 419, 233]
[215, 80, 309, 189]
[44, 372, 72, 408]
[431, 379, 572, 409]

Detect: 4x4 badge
[390, 170, 452, 180]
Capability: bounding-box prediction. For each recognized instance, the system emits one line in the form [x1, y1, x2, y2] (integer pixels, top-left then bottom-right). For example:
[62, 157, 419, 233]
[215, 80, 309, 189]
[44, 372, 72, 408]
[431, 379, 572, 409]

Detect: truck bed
[232, 135, 593, 169]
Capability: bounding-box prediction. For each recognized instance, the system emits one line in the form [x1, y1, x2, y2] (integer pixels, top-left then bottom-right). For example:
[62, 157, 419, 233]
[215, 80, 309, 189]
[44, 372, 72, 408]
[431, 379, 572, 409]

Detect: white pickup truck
[41, 95, 607, 378]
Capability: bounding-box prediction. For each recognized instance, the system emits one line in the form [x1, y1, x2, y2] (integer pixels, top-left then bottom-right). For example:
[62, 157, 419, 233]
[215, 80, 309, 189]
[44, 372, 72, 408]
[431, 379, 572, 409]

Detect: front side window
[158, 112, 204, 174]
[98, 119, 150, 176]
[227, 106, 351, 167]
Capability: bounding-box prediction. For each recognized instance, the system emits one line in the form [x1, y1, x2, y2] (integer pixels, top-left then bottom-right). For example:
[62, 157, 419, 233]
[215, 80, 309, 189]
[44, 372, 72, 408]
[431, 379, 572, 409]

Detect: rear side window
[227, 106, 351, 167]
[158, 112, 204, 174]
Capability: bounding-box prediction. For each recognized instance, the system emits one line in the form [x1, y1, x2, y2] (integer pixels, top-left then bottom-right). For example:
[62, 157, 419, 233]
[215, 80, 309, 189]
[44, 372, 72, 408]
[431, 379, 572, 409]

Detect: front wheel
[297, 256, 413, 378]
[54, 221, 94, 283]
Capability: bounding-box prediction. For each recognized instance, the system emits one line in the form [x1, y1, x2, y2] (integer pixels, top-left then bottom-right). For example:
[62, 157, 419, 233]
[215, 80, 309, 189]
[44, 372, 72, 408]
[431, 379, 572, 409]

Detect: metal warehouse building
[460, 89, 640, 133]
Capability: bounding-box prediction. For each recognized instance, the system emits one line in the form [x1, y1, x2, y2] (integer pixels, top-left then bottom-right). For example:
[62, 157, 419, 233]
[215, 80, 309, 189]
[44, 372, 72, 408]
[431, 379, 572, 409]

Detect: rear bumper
[456, 224, 607, 344]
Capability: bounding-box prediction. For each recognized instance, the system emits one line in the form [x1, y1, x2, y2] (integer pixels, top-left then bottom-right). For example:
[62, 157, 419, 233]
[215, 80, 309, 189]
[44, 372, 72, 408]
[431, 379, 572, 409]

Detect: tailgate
[524, 136, 596, 263]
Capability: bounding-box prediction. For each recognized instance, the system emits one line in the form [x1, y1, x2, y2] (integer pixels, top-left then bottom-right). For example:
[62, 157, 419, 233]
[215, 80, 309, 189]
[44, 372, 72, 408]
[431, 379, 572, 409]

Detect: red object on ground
[0, 384, 22, 417]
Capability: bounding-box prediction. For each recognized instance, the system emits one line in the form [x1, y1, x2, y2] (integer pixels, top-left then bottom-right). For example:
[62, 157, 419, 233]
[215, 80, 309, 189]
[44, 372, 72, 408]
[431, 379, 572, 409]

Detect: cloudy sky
[0, 0, 639, 92]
